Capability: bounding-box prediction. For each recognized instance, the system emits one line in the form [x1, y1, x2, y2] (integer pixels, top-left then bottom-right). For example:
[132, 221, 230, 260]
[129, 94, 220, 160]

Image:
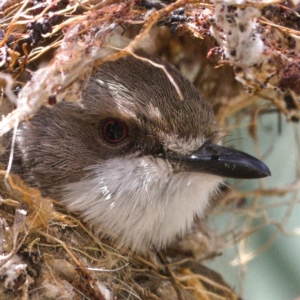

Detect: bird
[6, 55, 270, 252]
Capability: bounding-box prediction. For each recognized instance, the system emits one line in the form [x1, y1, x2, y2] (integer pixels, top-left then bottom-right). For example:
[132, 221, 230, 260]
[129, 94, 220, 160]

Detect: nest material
[0, 172, 241, 300]
[0, 0, 300, 130]
[0, 0, 300, 299]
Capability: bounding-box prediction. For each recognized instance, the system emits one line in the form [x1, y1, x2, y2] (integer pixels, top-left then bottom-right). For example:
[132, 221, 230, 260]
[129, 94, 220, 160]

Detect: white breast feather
[62, 156, 221, 252]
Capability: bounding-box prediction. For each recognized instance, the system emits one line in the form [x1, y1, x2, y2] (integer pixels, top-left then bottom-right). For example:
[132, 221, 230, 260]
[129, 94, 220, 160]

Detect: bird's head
[13, 56, 270, 252]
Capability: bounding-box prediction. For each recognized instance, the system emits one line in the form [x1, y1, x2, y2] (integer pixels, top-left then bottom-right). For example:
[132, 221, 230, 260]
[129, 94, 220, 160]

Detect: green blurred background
[208, 112, 300, 300]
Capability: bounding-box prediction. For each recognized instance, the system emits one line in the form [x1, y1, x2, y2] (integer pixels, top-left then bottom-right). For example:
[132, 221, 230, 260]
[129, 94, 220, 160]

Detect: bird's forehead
[88, 83, 213, 122]
[82, 56, 217, 139]
[164, 134, 206, 155]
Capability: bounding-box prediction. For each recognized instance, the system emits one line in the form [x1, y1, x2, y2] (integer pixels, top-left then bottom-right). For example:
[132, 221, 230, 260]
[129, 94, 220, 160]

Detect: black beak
[164, 143, 271, 179]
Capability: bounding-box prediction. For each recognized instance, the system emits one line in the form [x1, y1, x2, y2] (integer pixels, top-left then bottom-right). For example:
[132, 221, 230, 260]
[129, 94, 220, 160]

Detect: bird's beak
[164, 143, 271, 179]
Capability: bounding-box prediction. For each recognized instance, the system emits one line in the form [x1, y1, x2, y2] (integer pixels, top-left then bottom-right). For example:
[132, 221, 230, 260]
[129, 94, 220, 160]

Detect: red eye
[101, 119, 128, 144]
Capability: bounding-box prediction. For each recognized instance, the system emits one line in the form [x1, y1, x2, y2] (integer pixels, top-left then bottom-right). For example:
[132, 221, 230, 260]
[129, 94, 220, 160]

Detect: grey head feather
[7, 55, 221, 251]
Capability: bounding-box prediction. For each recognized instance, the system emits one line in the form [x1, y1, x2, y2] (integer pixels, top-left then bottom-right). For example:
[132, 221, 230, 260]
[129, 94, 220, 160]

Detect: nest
[0, 0, 300, 299]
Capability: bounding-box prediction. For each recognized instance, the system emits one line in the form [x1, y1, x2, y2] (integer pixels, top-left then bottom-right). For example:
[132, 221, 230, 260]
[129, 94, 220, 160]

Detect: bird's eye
[101, 119, 128, 144]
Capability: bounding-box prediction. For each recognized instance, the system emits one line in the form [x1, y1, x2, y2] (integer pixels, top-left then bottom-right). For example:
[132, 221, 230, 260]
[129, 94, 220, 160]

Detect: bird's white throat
[62, 156, 222, 252]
